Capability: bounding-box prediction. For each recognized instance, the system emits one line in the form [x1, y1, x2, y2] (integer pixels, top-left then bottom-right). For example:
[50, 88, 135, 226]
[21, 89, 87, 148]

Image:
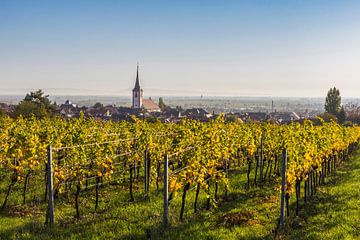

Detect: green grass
[280, 148, 360, 240]
[1, 149, 359, 240]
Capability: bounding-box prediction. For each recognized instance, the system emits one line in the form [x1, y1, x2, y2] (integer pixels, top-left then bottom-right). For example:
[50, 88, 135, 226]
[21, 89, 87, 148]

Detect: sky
[0, 0, 360, 97]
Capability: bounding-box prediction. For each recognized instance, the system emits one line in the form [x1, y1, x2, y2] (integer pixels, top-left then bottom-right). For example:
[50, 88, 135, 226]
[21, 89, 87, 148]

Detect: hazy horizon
[1, 93, 359, 113]
[1, 1, 360, 98]
[0, 87, 359, 99]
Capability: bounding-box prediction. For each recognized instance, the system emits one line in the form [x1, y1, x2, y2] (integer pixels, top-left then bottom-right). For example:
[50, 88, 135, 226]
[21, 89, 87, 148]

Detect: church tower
[132, 64, 143, 109]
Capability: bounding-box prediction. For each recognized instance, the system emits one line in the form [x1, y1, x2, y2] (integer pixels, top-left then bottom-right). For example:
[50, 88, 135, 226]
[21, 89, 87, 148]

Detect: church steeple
[133, 63, 141, 91]
[132, 63, 143, 109]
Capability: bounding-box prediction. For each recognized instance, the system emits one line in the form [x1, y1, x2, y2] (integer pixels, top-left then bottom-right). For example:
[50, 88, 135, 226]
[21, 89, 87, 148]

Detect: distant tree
[316, 112, 338, 123]
[14, 89, 58, 118]
[337, 106, 346, 123]
[244, 116, 252, 123]
[145, 115, 158, 123]
[0, 108, 4, 118]
[343, 121, 355, 127]
[93, 102, 104, 109]
[325, 87, 341, 116]
[346, 109, 360, 124]
[225, 114, 242, 123]
[267, 118, 279, 124]
[158, 97, 166, 110]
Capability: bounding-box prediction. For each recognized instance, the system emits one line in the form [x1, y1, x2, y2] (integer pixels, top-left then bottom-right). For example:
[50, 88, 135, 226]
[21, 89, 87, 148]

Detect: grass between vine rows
[0, 147, 359, 240]
[279, 147, 360, 240]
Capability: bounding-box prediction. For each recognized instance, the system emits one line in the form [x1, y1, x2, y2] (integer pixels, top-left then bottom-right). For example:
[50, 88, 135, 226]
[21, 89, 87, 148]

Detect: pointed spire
[133, 63, 141, 91]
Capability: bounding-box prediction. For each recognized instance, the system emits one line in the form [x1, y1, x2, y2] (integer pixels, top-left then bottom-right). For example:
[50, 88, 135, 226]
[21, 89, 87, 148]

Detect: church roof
[142, 99, 161, 112]
[133, 64, 141, 91]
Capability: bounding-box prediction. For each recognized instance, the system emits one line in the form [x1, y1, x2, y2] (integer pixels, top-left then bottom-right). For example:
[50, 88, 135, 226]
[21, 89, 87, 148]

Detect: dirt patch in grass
[1, 204, 42, 217]
[264, 195, 278, 204]
[217, 210, 260, 227]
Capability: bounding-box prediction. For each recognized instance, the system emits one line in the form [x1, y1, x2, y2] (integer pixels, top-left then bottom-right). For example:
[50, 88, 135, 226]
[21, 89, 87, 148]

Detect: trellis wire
[54, 137, 137, 151]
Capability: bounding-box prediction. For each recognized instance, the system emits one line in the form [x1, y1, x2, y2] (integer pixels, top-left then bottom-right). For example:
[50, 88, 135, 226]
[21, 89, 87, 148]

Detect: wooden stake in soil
[194, 182, 201, 213]
[304, 179, 307, 203]
[280, 148, 287, 227]
[156, 161, 161, 191]
[47, 145, 55, 226]
[246, 156, 252, 190]
[295, 180, 300, 216]
[129, 164, 134, 202]
[23, 171, 31, 204]
[259, 136, 264, 184]
[75, 183, 81, 219]
[254, 153, 259, 186]
[163, 154, 169, 226]
[95, 176, 100, 211]
[179, 183, 190, 221]
[307, 172, 311, 197]
[206, 175, 211, 210]
[144, 149, 148, 195]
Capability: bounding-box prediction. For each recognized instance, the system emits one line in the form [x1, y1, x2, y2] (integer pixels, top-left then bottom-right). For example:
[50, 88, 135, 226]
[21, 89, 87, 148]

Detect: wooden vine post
[163, 154, 169, 226]
[147, 151, 151, 193]
[47, 145, 55, 226]
[280, 148, 287, 227]
[259, 134, 264, 184]
[144, 149, 148, 195]
[246, 155, 252, 190]
[129, 164, 135, 202]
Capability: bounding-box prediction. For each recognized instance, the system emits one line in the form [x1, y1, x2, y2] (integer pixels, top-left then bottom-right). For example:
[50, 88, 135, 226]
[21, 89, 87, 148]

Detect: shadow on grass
[144, 214, 274, 240]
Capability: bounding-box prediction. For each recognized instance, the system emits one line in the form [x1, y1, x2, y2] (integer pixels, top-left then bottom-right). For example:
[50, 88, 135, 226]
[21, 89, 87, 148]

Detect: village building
[142, 98, 161, 113]
[244, 112, 269, 122]
[59, 100, 78, 118]
[0, 103, 15, 115]
[269, 112, 301, 123]
[183, 108, 212, 121]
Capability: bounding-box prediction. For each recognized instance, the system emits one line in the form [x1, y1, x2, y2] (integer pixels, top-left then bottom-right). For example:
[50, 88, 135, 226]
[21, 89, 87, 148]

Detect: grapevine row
[0, 114, 359, 221]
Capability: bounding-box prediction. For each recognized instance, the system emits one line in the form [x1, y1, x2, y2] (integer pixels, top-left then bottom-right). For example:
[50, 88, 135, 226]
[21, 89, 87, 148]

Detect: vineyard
[0, 114, 360, 238]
